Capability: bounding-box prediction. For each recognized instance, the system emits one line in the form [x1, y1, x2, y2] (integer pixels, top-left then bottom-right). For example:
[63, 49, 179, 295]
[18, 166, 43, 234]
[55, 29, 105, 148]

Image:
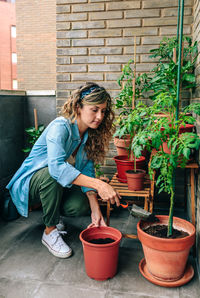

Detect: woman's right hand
[72, 173, 121, 206]
[96, 180, 121, 206]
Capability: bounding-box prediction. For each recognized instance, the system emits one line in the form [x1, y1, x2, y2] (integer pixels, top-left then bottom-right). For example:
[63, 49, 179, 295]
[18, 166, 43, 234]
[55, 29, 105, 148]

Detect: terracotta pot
[126, 169, 146, 191]
[137, 215, 195, 283]
[114, 155, 146, 183]
[114, 136, 148, 157]
[80, 226, 122, 281]
[161, 124, 195, 154]
[179, 124, 194, 134]
[162, 141, 171, 154]
[160, 123, 194, 134]
[154, 112, 170, 119]
[114, 136, 131, 156]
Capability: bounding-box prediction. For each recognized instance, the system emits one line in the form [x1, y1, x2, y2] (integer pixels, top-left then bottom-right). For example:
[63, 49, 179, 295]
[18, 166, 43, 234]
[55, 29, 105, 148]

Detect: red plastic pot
[126, 169, 146, 191]
[80, 226, 122, 281]
[114, 155, 146, 183]
[137, 215, 195, 283]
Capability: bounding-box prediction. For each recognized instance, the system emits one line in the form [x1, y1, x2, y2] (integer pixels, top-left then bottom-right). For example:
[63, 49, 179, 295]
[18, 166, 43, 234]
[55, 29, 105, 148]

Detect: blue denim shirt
[6, 117, 95, 217]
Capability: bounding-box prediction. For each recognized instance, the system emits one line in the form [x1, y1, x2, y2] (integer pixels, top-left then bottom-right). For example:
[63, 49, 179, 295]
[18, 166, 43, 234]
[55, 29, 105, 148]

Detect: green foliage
[115, 59, 134, 112]
[114, 101, 152, 168]
[94, 163, 104, 178]
[113, 36, 199, 236]
[114, 59, 149, 114]
[114, 36, 198, 111]
[22, 125, 45, 153]
[146, 36, 198, 100]
[132, 93, 200, 236]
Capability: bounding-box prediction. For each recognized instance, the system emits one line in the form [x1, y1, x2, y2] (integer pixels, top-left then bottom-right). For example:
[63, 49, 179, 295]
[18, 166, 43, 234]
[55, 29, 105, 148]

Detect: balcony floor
[0, 207, 199, 298]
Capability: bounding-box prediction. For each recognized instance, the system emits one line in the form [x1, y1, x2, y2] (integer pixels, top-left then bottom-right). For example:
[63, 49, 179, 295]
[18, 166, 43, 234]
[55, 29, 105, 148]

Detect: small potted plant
[94, 163, 109, 184]
[113, 102, 149, 183]
[22, 125, 45, 153]
[113, 59, 149, 156]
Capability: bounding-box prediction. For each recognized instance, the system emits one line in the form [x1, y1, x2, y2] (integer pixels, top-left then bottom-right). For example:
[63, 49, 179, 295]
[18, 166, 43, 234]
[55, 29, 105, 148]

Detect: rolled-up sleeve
[46, 122, 81, 187]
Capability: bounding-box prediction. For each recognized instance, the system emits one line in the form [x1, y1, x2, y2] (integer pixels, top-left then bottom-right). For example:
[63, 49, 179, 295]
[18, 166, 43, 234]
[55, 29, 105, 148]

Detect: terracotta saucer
[139, 258, 194, 288]
[116, 174, 127, 183]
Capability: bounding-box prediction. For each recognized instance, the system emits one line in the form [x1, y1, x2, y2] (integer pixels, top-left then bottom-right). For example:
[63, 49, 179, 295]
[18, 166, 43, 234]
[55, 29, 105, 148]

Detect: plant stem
[167, 186, 174, 237]
[134, 154, 136, 172]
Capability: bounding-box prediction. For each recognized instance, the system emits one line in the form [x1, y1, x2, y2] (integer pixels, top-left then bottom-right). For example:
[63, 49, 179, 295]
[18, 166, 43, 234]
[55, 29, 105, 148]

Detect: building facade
[0, 0, 17, 90]
[3, 0, 200, 276]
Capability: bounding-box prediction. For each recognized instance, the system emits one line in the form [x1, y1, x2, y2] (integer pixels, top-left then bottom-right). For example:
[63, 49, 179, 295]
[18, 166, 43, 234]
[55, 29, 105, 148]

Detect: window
[12, 53, 17, 63]
[12, 80, 18, 90]
[11, 26, 16, 38]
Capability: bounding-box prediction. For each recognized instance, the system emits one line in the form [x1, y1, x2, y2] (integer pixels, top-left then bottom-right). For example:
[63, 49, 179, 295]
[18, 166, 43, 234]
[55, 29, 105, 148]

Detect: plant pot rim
[126, 169, 146, 174]
[114, 155, 145, 162]
[80, 226, 122, 247]
[137, 215, 195, 247]
[114, 134, 131, 139]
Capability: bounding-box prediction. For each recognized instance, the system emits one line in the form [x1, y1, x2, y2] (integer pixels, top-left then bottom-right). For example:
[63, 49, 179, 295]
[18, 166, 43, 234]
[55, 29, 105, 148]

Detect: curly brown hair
[61, 82, 115, 163]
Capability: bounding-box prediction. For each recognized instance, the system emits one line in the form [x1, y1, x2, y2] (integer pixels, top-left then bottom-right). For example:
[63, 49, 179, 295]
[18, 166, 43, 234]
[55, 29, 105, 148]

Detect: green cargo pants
[29, 167, 90, 227]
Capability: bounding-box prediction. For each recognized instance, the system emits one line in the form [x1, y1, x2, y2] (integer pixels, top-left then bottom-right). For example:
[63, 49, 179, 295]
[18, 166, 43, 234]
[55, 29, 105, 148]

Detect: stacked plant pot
[114, 136, 146, 191]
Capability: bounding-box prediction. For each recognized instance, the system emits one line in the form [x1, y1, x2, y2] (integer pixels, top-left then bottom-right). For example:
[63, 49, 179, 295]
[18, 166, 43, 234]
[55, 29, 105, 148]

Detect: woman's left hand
[87, 209, 107, 228]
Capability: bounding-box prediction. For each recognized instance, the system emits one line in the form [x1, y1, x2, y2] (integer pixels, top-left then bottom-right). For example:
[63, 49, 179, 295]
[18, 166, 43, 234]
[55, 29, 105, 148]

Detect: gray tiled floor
[0, 207, 199, 298]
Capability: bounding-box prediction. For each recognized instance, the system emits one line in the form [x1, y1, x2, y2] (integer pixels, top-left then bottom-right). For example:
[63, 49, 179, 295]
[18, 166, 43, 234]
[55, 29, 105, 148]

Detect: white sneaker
[42, 228, 72, 258]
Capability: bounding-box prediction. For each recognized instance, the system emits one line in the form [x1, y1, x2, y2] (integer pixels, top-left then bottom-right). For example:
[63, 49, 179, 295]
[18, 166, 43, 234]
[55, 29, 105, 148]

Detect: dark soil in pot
[143, 224, 189, 239]
[126, 169, 143, 174]
[88, 238, 115, 244]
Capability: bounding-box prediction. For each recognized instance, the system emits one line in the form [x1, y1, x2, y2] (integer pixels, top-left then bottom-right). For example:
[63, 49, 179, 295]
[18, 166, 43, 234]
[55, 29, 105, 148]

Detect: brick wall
[0, 1, 16, 90]
[16, 0, 56, 90]
[192, 0, 200, 277]
[56, 0, 193, 103]
[56, 0, 194, 177]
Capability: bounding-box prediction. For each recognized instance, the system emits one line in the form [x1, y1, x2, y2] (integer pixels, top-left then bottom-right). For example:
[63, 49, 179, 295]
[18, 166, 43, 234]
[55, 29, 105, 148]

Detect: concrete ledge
[26, 90, 56, 96]
[0, 90, 26, 96]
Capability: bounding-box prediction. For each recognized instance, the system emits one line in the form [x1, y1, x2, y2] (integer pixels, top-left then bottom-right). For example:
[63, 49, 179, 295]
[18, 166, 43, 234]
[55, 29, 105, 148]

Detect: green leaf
[183, 148, 191, 159]
[182, 73, 195, 83]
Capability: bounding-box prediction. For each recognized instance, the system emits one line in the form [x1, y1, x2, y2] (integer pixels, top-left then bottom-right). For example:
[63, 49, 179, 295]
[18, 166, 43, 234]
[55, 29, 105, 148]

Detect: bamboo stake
[173, 47, 177, 88]
[134, 36, 136, 77]
[34, 108, 38, 130]
[173, 47, 177, 63]
[132, 36, 137, 110]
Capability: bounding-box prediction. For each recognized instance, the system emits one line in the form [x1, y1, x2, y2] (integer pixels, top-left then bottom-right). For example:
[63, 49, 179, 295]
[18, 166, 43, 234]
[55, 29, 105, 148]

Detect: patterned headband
[80, 86, 99, 100]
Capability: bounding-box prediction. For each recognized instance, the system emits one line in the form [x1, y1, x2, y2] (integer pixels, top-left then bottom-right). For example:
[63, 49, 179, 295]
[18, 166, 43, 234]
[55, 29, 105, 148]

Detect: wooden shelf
[100, 158, 198, 240]
[102, 172, 154, 239]
[109, 173, 151, 198]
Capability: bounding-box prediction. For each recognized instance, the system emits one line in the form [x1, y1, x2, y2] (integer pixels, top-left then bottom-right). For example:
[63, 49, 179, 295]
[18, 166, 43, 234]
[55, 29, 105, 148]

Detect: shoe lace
[50, 230, 66, 249]
[58, 230, 67, 235]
